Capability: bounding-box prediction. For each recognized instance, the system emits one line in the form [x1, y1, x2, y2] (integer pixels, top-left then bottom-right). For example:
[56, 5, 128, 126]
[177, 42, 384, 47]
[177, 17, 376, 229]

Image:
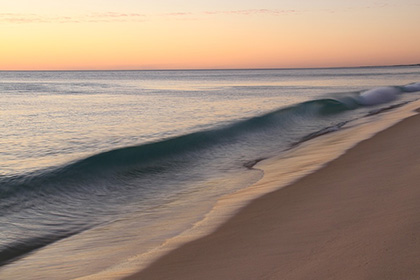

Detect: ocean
[1, 67, 419, 279]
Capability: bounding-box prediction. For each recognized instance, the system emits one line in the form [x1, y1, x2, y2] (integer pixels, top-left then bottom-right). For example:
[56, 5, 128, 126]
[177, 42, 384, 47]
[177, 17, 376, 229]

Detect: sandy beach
[125, 110, 420, 280]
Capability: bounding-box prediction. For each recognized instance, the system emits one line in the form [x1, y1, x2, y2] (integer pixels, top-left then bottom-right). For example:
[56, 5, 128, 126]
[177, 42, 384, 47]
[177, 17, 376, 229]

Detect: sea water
[0, 67, 419, 279]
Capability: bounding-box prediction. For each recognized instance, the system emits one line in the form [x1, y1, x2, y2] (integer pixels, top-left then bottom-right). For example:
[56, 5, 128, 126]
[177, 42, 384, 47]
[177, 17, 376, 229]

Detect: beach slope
[125, 112, 420, 280]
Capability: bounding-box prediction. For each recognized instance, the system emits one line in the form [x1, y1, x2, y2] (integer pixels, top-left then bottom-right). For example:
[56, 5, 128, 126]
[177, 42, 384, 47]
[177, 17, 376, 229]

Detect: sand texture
[125, 112, 420, 280]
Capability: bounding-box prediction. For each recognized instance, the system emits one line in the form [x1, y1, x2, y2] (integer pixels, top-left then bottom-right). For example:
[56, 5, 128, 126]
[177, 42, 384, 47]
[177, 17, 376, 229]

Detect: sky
[1, 0, 420, 70]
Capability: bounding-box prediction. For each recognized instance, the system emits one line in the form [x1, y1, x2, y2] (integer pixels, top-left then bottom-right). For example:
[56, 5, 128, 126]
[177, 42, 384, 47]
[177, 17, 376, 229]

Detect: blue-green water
[1, 67, 419, 279]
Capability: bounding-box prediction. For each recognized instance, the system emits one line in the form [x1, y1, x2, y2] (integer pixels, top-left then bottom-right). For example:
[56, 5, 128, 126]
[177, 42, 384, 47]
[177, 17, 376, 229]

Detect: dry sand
[125, 112, 420, 280]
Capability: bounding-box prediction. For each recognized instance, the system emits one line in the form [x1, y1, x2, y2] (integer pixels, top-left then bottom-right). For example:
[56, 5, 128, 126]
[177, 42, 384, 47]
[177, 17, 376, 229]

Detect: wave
[1, 83, 419, 199]
[0, 98, 354, 197]
[402, 82, 420, 92]
[0, 82, 419, 265]
[0, 228, 90, 266]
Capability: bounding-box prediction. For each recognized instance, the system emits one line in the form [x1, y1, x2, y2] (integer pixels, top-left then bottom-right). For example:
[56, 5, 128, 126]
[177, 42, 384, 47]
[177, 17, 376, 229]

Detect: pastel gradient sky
[1, 0, 420, 70]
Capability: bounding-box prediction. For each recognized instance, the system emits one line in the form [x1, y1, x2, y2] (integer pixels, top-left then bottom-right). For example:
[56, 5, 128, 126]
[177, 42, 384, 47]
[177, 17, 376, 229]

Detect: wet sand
[125, 111, 420, 280]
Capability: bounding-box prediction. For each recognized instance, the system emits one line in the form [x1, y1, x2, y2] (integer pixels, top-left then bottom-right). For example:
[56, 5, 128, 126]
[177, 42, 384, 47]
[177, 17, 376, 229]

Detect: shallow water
[0, 67, 419, 279]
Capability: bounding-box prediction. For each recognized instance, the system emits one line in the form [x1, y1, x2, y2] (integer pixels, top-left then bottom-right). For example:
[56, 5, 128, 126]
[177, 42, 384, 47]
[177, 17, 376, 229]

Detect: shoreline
[124, 106, 420, 279]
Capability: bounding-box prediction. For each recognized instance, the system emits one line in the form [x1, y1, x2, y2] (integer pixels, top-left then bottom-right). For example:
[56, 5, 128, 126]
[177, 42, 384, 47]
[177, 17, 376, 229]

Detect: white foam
[357, 87, 400, 106]
[403, 82, 420, 92]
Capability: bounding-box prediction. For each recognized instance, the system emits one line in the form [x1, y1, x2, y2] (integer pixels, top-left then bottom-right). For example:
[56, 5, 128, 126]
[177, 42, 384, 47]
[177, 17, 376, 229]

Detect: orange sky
[1, 0, 420, 70]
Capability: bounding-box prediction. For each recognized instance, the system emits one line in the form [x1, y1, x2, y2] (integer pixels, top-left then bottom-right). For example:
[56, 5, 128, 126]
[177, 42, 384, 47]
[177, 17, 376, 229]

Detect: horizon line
[1, 63, 419, 72]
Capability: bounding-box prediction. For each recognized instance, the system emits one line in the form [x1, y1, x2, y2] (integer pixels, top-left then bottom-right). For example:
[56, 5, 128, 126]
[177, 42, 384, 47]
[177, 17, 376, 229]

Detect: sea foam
[357, 87, 400, 106]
